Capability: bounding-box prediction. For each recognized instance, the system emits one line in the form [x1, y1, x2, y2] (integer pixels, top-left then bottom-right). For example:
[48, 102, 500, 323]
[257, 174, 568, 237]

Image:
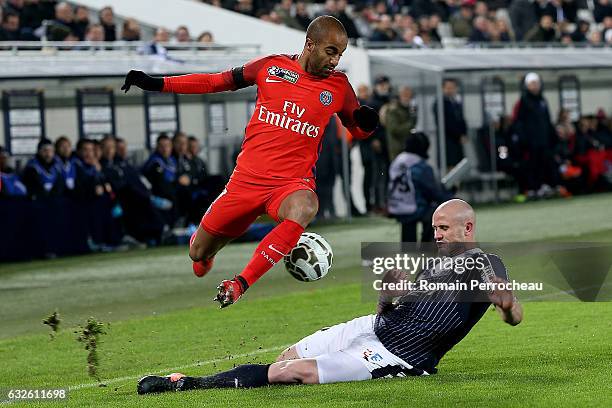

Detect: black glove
[121, 70, 164, 93]
[353, 105, 379, 132]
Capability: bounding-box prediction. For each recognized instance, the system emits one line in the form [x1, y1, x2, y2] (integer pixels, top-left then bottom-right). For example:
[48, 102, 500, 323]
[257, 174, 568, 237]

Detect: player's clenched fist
[121, 70, 164, 93]
[353, 105, 379, 132]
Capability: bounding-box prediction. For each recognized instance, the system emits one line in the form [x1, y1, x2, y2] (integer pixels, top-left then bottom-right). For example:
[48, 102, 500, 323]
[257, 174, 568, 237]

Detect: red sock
[239, 219, 304, 287]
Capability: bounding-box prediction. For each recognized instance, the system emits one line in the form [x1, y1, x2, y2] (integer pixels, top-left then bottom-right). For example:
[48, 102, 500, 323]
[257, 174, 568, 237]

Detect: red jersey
[163, 54, 372, 184]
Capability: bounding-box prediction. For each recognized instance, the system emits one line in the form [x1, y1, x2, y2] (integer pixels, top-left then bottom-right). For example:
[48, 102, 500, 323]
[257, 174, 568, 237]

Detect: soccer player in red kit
[121, 16, 379, 308]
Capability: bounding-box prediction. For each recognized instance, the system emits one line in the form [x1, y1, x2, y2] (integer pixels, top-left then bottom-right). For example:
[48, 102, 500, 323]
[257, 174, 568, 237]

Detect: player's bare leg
[189, 226, 233, 277]
[276, 345, 301, 362]
[214, 190, 318, 308]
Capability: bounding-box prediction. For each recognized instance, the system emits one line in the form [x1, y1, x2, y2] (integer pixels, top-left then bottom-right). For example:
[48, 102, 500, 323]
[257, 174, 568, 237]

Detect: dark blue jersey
[374, 249, 509, 374]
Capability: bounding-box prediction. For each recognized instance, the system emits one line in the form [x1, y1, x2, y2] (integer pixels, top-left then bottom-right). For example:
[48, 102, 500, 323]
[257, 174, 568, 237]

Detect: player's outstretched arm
[122, 65, 254, 94]
[488, 277, 523, 326]
[121, 70, 164, 93]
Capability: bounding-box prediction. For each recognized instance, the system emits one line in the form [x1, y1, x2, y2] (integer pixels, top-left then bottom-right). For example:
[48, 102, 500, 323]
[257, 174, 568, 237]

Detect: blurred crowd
[0, 133, 223, 251]
[2, 1, 611, 47]
[312, 72, 612, 223]
[0, 1, 215, 44]
[203, 0, 612, 46]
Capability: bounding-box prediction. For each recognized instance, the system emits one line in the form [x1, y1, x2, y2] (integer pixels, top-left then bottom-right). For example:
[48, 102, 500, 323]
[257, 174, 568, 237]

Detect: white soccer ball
[284, 232, 333, 282]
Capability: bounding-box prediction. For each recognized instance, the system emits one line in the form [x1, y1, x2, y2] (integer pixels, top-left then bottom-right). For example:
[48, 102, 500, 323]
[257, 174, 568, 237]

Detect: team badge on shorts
[319, 90, 333, 106]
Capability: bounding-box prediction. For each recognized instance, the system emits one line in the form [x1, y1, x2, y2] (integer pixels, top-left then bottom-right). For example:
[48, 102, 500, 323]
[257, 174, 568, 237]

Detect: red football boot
[213, 276, 249, 308]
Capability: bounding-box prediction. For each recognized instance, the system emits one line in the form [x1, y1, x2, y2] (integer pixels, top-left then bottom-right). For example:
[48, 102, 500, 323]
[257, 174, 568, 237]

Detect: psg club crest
[319, 90, 333, 106]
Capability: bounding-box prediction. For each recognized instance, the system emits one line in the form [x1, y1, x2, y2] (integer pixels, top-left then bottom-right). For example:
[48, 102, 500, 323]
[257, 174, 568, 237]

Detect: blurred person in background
[74, 138, 109, 199]
[0, 11, 23, 40]
[315, 116, 339, 220]
[172, 131, 194, 224]
[433, 78, 467, 168]
[336, 0, 360, 40]
[22, 138, 64, 199]
[370, 14, 398, 41]
[511, 72, 559, 198]
[121, 18, 141, 41]
[594, 0, 612, 23]
[524, 14, 557, 42]
[294, 1, 312, 30]
[174, 25, 191, 43]
[54, 136, 77, 192]
[385, 85, 418, 161]
[450, 1, 474, 38]
[98, 5, 116, 41]
[388, 131, 453, 243]
[468, 15, 490, 42]
[141, 27, 170, 57]
[197, 31, 214, 44]
[509, 0, 538, 40]
[0, 146, 27, 197]
[72, 5, 89, 40]
[142, 133, 178, 226]
[274, 0, 302, 30]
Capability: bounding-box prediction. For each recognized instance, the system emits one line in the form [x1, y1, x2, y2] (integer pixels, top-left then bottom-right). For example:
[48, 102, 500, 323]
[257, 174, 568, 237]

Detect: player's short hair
[306, 15, 347, 43]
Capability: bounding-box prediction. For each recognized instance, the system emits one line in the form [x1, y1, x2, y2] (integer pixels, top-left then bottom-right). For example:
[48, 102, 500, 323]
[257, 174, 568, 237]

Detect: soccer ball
[284, 232, 333, 282]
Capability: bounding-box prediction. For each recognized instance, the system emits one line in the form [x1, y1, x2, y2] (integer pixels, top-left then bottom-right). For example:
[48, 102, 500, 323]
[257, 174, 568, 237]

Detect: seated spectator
[602, 16, 612, 39]
[174, 25, 191, 42]
[0, 146, 27, 197]
[98, 6, 116, 41]
[524, 14, 557, 42]
[197, 31, 214, 43]
[142, 133, 178, 225]
[121, 18, 141, 41]
[490, 18, 513, 42]
[48, 2, 77, 40]
[22, 139, 64, 199]
[468, 16, 490, 42]
[101, 136, 165, 244]
[116, 137, 129, 161]
[140, 27, 169, 57]
[83, 23, 104, 47]
[232, 0, 255, 16]
[594, 0, 612, 24]
[571, 20, 590, 43]
[172, 131, 193, 223]
[402, 26, 425, 47]
[74, 138, 109, 199]
[73, 5, 90, 40]
[54, 136, 77, 192]
[20, 0, 56, 33]
[589, 30, 603, 45]
[274, 0, 303, 31]
[553, 109, 583, 195]
[370, 14, 398, 41]
[336, 0, 360, 39]
[0, 11, 22, 41]
[427, 14, 443, 43]
[187, 136, 208, 186]
[450, 2, 474, 38]
[387, 131, 452, 243]
[294, 1, 311, 31]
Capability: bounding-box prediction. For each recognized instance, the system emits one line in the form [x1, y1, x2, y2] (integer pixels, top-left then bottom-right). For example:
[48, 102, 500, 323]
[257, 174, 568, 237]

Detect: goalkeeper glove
[353, 105, 379, 132]
[121, 70, 164, 93]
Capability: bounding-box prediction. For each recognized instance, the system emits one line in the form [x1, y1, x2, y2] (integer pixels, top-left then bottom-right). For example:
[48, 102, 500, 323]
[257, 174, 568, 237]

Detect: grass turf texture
[1, 193, 611, 407]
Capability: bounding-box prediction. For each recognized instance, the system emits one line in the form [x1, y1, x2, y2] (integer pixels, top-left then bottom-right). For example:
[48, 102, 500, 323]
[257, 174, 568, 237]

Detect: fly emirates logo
[257, 101, 321, 138]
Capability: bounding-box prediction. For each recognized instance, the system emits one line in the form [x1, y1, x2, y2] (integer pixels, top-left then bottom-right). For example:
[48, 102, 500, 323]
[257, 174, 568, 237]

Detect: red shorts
[201, 177, 316, 238]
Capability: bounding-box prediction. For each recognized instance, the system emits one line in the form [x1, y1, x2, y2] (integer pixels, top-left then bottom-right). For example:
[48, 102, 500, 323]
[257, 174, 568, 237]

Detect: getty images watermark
[361, 242, 612, 303]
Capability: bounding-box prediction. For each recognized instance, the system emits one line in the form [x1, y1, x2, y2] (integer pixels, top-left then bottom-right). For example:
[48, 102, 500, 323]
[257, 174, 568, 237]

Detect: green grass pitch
[1, 193, 611, 407]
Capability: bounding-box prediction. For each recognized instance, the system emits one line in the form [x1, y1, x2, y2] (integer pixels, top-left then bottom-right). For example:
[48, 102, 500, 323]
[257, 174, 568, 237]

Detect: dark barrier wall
[0, 196, 118, 262]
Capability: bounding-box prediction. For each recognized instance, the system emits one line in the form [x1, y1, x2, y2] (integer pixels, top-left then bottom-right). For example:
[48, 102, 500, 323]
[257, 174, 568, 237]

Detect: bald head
[432, 199, 476, 249]
[300, 15, 348, 78]
[306, 15, 347, 43]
